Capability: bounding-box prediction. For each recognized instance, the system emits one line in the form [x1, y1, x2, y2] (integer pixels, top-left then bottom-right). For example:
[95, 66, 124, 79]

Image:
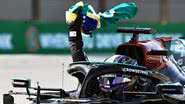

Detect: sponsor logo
[25, 26, 40, 52]
[40, 33, 69, 48]
[26, 27, 69, 50]
[96, 33, 123, 49]
[122, 67, 149, 75]
[0, 33, 13, 50]
[23, 32, 184, 52]
[83, 35, 94, 49]
[69, 31, 77, 37]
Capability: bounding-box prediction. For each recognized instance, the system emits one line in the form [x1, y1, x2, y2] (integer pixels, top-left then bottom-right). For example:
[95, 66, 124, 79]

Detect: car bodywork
[4, 27, 185, 104]
[116, 28, 184, 70]
[4, 62, 185, 104]
[165, 37, 185, 69]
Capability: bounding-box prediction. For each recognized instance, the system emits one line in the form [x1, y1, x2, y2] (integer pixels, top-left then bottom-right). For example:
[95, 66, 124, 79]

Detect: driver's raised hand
[67, 8, 83, 41]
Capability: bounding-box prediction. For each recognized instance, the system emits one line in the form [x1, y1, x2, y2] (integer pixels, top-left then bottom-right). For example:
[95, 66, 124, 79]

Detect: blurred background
[0, 0, 184, 22]
[0, 0, 184, 54]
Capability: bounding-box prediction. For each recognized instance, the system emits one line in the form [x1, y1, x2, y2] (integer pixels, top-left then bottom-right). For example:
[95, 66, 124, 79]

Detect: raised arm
[68, 10, 88, 62]
[66, 1, 138, 62]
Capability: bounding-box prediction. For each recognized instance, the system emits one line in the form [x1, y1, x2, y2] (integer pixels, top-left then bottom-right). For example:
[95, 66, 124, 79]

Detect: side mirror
[12, 78, 31, 88]
[149, 50, 172, 56]
[156, 83, 183, 94]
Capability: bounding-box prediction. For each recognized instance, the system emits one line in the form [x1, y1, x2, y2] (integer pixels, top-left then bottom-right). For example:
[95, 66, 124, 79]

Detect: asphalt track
[0, 54, 110, 104]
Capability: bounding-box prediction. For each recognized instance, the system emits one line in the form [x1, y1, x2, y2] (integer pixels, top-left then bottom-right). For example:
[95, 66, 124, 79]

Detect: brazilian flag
[66, 1, 137, 35]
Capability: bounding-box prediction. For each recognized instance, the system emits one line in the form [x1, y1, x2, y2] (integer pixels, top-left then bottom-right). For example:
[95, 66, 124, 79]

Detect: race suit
[68, 16, 88, 62]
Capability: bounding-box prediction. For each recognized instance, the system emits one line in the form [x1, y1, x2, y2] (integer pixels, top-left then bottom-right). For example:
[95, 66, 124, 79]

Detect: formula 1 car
[3, 27, 185, 104]
[166, 37, 185, 70]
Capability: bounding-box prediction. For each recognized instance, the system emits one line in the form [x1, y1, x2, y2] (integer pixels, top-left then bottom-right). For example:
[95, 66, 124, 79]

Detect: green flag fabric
[99, 3, 138, 27]
[66, 1, 138, 34]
